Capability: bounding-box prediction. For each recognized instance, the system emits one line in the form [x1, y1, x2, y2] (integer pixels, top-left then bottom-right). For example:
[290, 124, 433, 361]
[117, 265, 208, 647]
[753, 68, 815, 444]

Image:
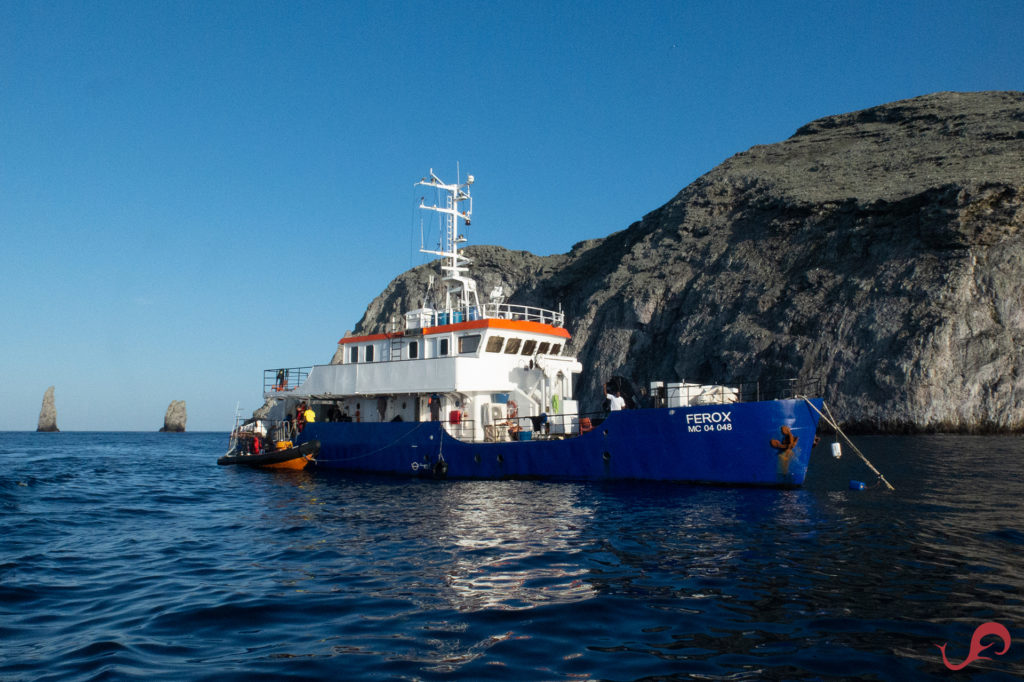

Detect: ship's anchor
[770, 425, 798, 475]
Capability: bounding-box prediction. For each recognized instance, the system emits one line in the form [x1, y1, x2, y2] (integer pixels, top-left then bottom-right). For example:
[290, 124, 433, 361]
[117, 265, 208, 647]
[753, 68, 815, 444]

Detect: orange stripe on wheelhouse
[422, 318, 571, 339]
[337, 332, 404, 345]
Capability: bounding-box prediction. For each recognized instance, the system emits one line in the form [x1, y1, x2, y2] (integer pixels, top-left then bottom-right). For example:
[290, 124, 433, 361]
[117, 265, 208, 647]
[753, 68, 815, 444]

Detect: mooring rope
[798, 396, 896, 491]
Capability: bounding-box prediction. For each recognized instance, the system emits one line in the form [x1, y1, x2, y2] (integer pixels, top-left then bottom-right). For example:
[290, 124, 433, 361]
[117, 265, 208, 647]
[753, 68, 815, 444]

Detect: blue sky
[2, 0, 1021, 431]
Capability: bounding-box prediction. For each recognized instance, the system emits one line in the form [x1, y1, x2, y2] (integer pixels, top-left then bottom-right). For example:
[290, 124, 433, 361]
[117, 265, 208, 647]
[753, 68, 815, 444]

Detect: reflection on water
[439, 482, 596, 611]
[242, 474, 603, 611]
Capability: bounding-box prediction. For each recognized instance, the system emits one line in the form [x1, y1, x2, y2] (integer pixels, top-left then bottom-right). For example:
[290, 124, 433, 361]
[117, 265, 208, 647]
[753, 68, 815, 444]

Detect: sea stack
[37, 386, 59, 432]
[160, 400, 187, 432]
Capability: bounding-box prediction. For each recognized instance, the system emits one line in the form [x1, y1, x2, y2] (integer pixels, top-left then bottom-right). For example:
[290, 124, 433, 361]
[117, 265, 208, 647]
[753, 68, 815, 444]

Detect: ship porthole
[497, 454, 504, 464]
[603, 451, 611, 462]
[603, 429, 608, 437]
[474, 454, 481, 464]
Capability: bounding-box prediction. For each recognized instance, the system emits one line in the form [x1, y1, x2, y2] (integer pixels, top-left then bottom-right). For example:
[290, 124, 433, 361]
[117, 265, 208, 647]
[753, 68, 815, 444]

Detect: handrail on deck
[263, 367, 312, 393]
[481, 302, 564, 327]
[406, 303, 565, 330]
[647, 376, 824, 408]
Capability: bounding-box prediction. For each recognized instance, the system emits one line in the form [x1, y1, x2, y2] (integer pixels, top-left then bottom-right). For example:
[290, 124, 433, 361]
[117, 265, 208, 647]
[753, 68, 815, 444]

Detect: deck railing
[481, 303, 564, 327]
[646, 376, 823, 407]
[406, 303, 565, 330]
[263, 367, 311, 394]
[228, 419, 295, 455]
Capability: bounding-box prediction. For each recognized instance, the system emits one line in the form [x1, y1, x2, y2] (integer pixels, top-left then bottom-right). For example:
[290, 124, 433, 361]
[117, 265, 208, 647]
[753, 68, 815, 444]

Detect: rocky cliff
[353, 91, 1024, 433]
[37, 386, 59, 432]
[160, 400, 187, 432]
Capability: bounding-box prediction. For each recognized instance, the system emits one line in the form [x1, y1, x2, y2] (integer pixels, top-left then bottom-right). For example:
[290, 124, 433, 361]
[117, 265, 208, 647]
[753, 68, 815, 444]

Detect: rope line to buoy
[798, 396, 896, 491]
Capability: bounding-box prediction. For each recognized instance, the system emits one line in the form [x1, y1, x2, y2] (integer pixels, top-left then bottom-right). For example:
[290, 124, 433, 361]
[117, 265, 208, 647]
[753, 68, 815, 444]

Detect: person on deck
[604, 383, 626, 411]
[303, 404, 316, 426]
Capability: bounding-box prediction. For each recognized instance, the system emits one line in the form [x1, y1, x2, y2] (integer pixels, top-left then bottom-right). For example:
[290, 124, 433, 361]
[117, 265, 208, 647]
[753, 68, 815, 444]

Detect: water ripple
[1, 432, 1023, 679]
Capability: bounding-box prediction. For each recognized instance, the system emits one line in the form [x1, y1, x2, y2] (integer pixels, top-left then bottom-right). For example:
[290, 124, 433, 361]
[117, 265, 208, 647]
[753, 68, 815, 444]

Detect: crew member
[604, 383, 627, 411]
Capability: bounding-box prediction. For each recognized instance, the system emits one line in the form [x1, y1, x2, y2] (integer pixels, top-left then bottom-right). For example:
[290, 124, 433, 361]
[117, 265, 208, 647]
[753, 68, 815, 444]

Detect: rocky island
[37, 386, 59, 432]
[353, 91, 1023, 433]
[160, 401, 187, 432]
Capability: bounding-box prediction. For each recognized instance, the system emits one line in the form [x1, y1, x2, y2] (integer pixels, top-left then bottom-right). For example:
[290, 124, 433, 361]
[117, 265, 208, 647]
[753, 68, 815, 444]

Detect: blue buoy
[849, 480, 866, 491]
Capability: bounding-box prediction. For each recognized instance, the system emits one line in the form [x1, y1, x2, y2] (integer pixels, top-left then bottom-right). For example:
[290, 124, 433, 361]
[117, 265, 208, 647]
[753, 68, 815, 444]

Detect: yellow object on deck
[275, 440, 293, 450]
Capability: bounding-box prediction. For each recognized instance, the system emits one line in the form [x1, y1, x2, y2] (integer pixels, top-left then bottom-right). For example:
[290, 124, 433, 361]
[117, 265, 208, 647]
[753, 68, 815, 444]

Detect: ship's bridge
[333, 308, 571, 368]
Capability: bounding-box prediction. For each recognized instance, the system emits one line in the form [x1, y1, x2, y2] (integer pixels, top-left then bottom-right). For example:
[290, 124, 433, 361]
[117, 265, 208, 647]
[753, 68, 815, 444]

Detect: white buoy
[831, 442, 842, 459]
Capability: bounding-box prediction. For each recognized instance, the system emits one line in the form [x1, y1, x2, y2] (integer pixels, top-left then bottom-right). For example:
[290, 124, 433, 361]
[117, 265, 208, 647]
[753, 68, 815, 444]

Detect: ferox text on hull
[228, 170, 824, 486]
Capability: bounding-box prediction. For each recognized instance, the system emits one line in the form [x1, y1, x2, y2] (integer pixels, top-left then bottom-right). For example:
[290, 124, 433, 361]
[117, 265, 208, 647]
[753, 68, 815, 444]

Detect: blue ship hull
[297, 398, 824, 486]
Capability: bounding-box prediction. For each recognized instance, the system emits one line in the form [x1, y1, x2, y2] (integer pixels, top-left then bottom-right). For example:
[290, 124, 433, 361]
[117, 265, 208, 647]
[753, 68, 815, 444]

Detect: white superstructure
[265, 170, 583, 441]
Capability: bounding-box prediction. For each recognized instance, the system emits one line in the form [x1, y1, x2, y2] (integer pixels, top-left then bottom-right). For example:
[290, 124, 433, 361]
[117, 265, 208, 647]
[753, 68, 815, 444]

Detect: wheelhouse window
[350, 346, 358, 363]
[550, 344, 561, 355]
[365, 345, 374, 362]
[459, 334, 481, 354]
[504, 338, 522, 354]
[521, 339, 537, 355]
[537, 342, 551, 355]
[485, 335, 505, 353]
[439, 338, 449, 356]
[408, 341, 419, 359]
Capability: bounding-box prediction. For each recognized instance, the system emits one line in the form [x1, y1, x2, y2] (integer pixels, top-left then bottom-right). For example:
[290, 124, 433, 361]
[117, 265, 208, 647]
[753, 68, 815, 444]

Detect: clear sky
[2, 0, 1021, 431]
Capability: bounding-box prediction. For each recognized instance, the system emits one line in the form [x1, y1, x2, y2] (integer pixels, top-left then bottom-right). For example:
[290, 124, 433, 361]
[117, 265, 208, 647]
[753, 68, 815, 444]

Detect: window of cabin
[550, 344, 561, 355]
[365, 345, 374, 362]
[459, 334, 481, 354]
[439, 338, 449, 356]
[521, 339, 537, 355]
[485, 335, 505, 353]
[408, 341, 419, 359]
[504, 338, 522, 354]
[350, 346, 358, 363]
[537, 342, 551, 355]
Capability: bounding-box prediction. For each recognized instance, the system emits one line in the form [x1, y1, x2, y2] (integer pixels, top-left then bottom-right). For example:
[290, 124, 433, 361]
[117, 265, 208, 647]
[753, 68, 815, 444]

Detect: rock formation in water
[37, 386, 59, 432]
[353, 91, 1024, 433]
[160, 400, 187, 432]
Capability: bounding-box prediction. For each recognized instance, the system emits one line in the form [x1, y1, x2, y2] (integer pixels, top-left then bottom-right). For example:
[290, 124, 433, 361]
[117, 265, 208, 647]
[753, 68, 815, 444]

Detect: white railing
[481, 303, 564, 327]
[406, 303, 565, 330]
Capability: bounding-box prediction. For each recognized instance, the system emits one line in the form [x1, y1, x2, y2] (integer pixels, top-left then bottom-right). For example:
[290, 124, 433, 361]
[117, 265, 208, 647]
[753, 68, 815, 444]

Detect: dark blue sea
[1, 432, 1022, 681]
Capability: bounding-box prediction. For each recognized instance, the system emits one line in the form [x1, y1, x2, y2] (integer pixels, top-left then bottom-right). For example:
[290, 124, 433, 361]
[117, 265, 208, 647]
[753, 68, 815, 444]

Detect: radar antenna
[416, 169, 478, 316]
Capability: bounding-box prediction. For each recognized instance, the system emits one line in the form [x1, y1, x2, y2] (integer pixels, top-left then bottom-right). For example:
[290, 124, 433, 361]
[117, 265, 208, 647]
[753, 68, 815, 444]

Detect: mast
[416, 169, 478, 316]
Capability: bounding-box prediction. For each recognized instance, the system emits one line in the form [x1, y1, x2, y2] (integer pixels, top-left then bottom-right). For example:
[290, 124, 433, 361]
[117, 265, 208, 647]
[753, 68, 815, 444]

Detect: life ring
[507, 400, 518, 418]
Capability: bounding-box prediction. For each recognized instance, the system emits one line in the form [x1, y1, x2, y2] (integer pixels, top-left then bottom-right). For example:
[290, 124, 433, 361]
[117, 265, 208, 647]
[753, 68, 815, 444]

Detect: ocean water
[1, 432, 1022, 681]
